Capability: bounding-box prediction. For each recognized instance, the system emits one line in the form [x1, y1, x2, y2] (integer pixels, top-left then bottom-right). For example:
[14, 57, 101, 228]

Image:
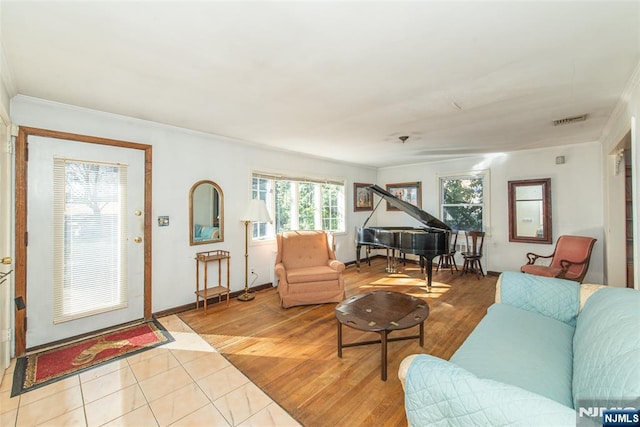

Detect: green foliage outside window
[298, 183, 315, 230]
[322, 184, 340, 230]
[275, 181, 292, 232]
[441, 177, 484, 231]
[252, 176, 345, 238]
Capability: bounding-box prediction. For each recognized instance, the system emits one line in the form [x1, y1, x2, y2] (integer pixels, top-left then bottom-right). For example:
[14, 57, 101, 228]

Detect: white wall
[10, 87, 624, 313]
[0, 2, 11, 115]
[375, 142, 605, 284]
[10, 95, 377, 312]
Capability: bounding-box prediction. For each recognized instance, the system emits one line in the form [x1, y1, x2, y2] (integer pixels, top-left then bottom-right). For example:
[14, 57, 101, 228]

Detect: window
[252, 172, 345, 239]
[53, 159, 128, 323]
[439, 172, 488, 232]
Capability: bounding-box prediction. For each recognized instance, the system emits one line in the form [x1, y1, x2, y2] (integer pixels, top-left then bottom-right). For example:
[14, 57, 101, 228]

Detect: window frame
[437, 170, 491, 235]
[251, 171, 346, 241]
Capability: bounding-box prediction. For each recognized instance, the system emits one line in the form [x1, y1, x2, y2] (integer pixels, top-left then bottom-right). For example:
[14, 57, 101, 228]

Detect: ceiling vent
[553, 114, 588, 126]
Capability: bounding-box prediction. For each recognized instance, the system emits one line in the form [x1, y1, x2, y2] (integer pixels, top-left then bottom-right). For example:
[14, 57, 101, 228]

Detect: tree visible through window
[440, 175, 484, 232]
[252, 173, 345, 239]
[53, 159, 128, 323]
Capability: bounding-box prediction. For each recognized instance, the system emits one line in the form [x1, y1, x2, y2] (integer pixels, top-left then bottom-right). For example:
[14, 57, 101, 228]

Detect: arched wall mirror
[189, 180, 224, 245]
[508, 178, 552, 244]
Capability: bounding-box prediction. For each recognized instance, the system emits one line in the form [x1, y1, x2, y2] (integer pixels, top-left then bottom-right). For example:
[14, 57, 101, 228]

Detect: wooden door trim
[15, 126, 153, 356]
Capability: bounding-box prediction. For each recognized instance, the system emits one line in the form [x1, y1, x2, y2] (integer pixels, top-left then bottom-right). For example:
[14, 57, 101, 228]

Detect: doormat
[11, 319, 173, 397]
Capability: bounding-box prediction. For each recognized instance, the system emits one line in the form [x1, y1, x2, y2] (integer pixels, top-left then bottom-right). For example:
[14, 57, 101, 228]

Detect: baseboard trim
[153, 282, 274, 318]
[153, 267, 503, 318]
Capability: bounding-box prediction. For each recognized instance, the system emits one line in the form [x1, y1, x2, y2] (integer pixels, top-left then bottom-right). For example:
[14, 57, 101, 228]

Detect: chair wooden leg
[473, 259, 484, 279]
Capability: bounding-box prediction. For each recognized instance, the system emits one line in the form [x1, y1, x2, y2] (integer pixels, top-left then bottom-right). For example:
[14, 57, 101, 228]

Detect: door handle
[1, 257, 11, 265]
[134, 237, 142, 243]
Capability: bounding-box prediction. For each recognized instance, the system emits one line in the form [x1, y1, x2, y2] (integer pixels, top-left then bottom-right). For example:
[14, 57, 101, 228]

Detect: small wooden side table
[195, 250, 230, 313]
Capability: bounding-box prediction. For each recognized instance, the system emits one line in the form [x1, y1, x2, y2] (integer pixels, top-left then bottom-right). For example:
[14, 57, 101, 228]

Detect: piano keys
[356, 185, 451, 291]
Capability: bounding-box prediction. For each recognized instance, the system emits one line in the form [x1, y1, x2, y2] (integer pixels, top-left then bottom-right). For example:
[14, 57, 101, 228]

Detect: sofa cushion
[450, 303, 575, 408]
[499, 271, 580, 326]
[572, 287, 640, 408]
[286, 265, 340, 284]
[404, 354, 576, 426]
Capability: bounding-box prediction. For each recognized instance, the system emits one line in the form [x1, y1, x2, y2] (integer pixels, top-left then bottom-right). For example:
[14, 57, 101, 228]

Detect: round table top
[335, 290, 429, 332]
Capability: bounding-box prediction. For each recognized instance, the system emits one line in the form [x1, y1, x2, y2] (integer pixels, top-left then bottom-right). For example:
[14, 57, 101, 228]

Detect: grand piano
[356, 184, 451, 291]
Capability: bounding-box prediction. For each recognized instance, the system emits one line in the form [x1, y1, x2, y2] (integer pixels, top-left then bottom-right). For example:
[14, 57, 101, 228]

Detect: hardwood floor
[178, 258, 497, 427]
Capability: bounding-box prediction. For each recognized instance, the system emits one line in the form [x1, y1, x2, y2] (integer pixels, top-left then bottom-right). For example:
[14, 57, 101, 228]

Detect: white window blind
[53, 158, 128, 323]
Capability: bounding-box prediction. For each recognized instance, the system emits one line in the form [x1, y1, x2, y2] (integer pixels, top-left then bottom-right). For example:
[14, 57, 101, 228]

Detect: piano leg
[424, 257, 433, 293]
[385, 249, 397, 273]
[356, 245, 362, 272]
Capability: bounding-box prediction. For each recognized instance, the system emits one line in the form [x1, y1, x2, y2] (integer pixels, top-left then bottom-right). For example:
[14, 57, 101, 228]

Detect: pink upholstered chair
[275, 230, 346, 308]
[520, 235, 597, 283]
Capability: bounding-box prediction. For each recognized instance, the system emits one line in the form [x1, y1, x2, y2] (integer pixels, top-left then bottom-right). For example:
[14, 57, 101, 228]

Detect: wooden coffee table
[335, 290, 430, 381]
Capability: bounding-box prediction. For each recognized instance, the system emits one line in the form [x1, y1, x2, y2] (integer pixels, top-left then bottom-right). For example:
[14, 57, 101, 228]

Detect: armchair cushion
[286, 265, 341, 284]
[520, 264, 563, 278]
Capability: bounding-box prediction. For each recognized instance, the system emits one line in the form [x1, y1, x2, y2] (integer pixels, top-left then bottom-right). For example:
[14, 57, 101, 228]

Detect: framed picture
[353, 183, 374, 211]
[386, 182, 422, 211]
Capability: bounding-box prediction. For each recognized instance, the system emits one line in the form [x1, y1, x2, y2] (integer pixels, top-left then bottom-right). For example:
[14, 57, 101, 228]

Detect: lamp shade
[241, 199, 272, 223]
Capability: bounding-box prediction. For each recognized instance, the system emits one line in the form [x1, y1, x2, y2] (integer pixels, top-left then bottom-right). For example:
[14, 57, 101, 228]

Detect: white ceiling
[2, 1, 639, 167]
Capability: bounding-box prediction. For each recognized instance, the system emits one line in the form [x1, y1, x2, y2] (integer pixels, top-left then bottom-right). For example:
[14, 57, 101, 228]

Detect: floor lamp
[238, 199, 272, 302]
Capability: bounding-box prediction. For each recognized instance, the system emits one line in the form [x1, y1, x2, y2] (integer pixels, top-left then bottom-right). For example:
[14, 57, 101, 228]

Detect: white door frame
[14, 127, 152, 356]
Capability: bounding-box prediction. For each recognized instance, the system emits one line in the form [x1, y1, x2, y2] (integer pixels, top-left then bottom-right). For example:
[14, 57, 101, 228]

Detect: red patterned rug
[11, 320, 173, 396]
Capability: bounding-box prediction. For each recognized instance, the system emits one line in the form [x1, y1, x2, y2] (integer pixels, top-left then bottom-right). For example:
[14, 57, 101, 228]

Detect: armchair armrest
[274, 262, 287, 285]
[525, 251, 554, 265]
[328, 259, 345, 273]
[557, 256, 590, 278]
[402, 354, 575, 426]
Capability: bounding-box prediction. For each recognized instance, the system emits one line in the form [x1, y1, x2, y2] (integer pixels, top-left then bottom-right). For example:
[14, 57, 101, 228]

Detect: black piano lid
[367, 184, 451, 231]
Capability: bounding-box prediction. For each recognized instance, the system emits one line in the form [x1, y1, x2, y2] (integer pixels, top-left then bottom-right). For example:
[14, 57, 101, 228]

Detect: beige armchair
[275, 230, 346, 308]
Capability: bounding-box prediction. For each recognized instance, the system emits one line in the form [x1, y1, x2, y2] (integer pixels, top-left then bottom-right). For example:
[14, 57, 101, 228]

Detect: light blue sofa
[399, 272, 640, 426]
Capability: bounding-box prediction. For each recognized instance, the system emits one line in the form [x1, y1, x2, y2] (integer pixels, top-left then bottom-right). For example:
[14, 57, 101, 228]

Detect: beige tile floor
[0, 315, 302, 427]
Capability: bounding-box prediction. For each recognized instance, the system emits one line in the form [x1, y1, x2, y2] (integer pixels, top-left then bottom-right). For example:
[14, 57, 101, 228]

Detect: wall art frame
[386, 181, 422, 211]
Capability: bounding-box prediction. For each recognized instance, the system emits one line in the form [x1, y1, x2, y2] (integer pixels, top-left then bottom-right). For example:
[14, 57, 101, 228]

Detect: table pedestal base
[337, 321, 424, 381]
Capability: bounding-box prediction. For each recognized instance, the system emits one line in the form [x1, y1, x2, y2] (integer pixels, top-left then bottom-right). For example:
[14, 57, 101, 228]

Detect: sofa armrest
[578, 284, 606, 311]
[402, 354, 576, 426]
[398, 354, 418, 390]
[496, 271, 580, 325]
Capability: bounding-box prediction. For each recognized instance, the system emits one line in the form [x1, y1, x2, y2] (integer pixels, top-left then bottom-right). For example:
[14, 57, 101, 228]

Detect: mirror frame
[508, 178, 552, 244]
[189, 180, 224, 246]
